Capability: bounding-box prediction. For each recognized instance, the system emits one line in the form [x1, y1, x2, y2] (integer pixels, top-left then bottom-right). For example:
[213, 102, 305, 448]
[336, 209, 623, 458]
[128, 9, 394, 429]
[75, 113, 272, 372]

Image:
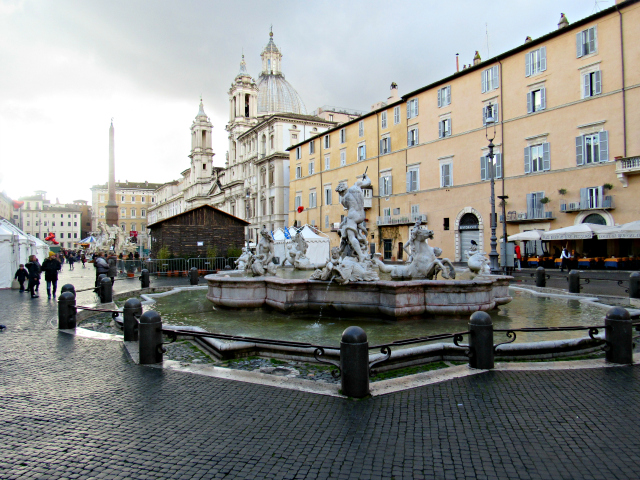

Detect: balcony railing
[504, 209, 555, 223]
[363, 198, 372, 209]
[616, 156, 640, 173]
[377, 213, 427, 226]
[560, 196, 614, 212]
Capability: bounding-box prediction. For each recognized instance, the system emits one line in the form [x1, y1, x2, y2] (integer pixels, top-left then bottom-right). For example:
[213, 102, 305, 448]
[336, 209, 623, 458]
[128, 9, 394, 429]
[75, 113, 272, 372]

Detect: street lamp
[485, 105, 500, 274]
[245, 189, 251, 250]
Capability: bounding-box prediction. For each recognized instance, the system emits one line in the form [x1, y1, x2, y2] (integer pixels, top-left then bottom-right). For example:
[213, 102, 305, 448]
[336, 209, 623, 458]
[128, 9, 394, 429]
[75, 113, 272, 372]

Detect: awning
[507, 230, 545, 242]
[541, 223, 610, 241]
[597, 220, 640, 239]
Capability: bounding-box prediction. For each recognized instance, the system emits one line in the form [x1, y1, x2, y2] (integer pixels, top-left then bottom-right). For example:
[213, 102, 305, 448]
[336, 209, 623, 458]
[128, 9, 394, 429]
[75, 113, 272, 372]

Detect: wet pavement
[1, 267, 640, 479]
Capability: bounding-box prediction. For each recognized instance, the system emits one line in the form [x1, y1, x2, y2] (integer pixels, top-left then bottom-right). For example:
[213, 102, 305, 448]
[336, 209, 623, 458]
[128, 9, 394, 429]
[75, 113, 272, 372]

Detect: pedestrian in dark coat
[107, 253, 118, 285]
[25, 255, 41, 298]
[42, 252, 62, 299]
[14, 264, 28, 292]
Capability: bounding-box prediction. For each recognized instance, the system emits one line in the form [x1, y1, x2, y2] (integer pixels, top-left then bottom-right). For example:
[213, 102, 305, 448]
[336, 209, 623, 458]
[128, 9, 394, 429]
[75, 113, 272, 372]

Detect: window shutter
[363, 145, 366, 159]
[495, 154, 502, 179]
[481, 71, 487, 93]
[388, 178, 393, 195]
[540, 47, 547, 71]
[583, 74, 590, 98]
[480, 156, 487, 181]
[492, 66, 499, 89]
[576, 136, 584, 165]
[540, 87, 546, 110]
[580, 188, 588, 209]
[415, 129, 419, 144]
[437, 90, 442, 108]
[407, 101, 411, 119]
[526, 193, 534, 218]
[482, 106, 487, 126]
[589, 27, 596, 53]
[594, 70, 602, 95]
[439, 121, 443, 138]
[599, 131, 609, 162]
[576, 32, 583, 58]
[447, 119, 451, 137]
[446, 86, 451, 104]
[525, 52, 531, 77]
[494, 104, 499, 122]
[414, 98, 419, 116]
[379, 139, 384, 154]
[407, 130, 411, 146]
[388, 137, 391, 152]
[542, 142, 550, 171]
[406, 171, 411, 192]
[524, 146, 531, 173]
[527, 92, 532, 114]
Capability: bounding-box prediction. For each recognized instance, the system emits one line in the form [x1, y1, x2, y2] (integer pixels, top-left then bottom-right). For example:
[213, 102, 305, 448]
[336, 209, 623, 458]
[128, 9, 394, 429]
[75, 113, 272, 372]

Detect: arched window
[583, 213, 606, 225]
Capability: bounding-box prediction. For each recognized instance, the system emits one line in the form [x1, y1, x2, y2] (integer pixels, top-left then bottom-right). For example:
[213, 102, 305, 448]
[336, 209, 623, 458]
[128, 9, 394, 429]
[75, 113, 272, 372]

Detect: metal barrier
[143, 257, 238, 276]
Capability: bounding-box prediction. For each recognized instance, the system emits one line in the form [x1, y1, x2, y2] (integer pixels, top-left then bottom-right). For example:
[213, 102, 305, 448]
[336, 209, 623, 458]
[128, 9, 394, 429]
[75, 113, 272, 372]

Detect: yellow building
[288, 1, 640, 262]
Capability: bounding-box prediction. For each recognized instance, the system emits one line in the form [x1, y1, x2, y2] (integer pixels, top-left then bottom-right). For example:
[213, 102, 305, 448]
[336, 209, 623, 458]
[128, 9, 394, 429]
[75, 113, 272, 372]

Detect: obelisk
[105, 120, 119, 227]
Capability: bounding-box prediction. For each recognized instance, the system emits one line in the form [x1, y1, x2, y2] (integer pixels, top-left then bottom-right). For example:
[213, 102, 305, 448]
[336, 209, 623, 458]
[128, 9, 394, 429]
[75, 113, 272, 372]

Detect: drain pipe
[616, 4, 627, 157]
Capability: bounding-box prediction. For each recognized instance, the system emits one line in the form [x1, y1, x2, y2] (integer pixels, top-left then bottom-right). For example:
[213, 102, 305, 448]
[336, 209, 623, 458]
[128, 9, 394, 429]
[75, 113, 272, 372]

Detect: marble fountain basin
[205, 272, 512, 319]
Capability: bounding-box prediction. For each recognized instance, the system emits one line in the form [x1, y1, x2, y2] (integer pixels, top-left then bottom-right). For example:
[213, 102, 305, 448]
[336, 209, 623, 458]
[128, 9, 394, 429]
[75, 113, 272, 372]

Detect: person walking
[514, 244, 522, 271]
[560, 248, 571, 272]
[81, 252, 86, 268]
[14, 264, 28, 292]
[68, 252, 76, 270]
[107, 252, 118, 286]
[42, 252, 62, 299]
[25, 255, 41, 298]
[94, 252, 110, 288]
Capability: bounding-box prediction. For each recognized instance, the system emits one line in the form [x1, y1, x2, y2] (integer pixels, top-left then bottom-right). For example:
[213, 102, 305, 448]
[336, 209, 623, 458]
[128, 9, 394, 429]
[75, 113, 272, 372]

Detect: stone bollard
[605, 306, 632, 364]
[138, 311, 164, 364]
[123, 298, 142, 342]
[58, 291, 77, 330]
[469, 311, 494, 369]
[100, 276, 113, 303]
[60, 284, 76, 296]
[535, 266, 546, 288]
[139, 269, 150, 288]
[189, 267, 199, 285]
[340, 326, 370, 398]
[96, 273, 107, 290]
[630, 272, 640, 300]
[568, 270, 580, 293]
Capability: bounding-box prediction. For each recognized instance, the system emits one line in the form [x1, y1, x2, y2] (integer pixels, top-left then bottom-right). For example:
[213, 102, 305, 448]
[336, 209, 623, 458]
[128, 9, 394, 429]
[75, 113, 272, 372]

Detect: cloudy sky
[0, 0, 608, 204]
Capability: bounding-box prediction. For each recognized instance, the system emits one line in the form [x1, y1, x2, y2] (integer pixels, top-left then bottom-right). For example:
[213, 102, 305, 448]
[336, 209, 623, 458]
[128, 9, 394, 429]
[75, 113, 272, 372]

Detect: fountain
[205, 171, 512, 318]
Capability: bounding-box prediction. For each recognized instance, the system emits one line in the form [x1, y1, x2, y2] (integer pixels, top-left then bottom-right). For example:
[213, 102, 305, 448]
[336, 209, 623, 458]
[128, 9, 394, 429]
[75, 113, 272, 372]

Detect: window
[438, 118, 451, 138]
[52, 221, 55, 226]
[324, 185, 332, 205]
[308, 161, 315, 175]
[483, 104, 499, 125]
[294, 194, 302, 209]
[407, 98, 419, 119]
[130, 209, 135, 217]
[269, 198, 274, 215]
[576, 132, 608, 165]
[394, 106, 400, 124]
[383, 239, 393, 260]
[440, 163, 452, 188]
[141, 209, 146, 217]
[358, 121, 364, 137]
[481, 153, 503, 180]
[526, 192, 545, 219]
[131, 196, 135, 202]
[309, 190, 317, 208]
[309, 141, 315, 154]
[340, 128, 346, 144]
[527, 88, 546, 113]
[524, 144, 550, 174]
[437, 86, 451, 107]
[131, 223, 136, 232]
[141, 196, 145, 203]
[44, 221, 48, 226]
[121, 196, 125, 202]
[269, 167, 274, 185]
[381, 111, 387, 129]
[99, 195, 105, 202]
[379, 175, 392, 197]
[380, 137, 391, 155]
[67, 222, 71, 226]
[295, 147, 301, 160]
[481, 65, 499, 93]
[406, 168, 420, 192]
[324, 155, 330, 171]
[121, 223, 125, 231]
[120, 208, 126, 216]
[295, 165, 302, 178]
[325, 215, 330, 228]
[357, 144, 366, 161]
[151, 197, 155, 203]
[408, 128, 419, 147]
[383, 208, 391, 217]
[444, 218, 450, 231]
[582, 70, 602, 98]
[340, 150, 346, 167]
[577, 26, 597, 57]
[26, 221, 30, 227]
[74, 222, 77, 227]
[525, 47, 547, 77]
[323, 135, 330, 149]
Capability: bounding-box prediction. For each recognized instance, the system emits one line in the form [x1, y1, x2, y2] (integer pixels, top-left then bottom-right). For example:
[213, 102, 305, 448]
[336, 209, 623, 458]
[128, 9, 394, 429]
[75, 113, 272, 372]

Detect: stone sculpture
[310, 247, 342, 281]
[466, 240, 491, 275]
[285, 230, 321, 270]
[234, 247, 252, 271]
[372, 227, 456, 280]
[248, 226, 277, 276]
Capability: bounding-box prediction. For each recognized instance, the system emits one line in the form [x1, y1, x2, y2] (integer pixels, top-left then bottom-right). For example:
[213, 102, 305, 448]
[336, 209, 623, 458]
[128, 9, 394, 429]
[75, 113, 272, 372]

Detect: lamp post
[485, 105, 500, 274]
[245, 189, 251, 251]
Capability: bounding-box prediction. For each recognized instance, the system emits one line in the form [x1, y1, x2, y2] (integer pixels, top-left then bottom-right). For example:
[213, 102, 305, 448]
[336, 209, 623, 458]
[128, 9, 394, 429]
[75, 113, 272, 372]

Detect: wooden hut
[147, 205, 249, 258]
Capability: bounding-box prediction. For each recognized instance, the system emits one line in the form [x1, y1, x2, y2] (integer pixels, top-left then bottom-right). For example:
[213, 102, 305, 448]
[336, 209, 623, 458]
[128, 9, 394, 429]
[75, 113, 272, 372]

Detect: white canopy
[0, 220, 43, 289]
[507, 230, 545, 242]
[597, 220, 640, 239]
[541, 223, 610, 241]
[273, 224, 330, 266]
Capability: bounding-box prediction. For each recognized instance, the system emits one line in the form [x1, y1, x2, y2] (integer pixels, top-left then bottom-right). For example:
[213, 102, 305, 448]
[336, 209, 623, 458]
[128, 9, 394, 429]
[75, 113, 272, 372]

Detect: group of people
[14, 252, 63, 299]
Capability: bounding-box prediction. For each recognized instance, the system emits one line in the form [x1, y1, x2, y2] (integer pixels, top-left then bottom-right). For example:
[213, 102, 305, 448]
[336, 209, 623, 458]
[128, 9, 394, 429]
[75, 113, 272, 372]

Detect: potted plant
[603, 183, 614, 191]
[540, 197, 550, 204]
[558, 188, 567, 195]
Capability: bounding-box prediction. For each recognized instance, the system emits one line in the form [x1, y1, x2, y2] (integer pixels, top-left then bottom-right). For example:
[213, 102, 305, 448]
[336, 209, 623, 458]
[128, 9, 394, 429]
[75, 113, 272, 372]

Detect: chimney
[473, 51, 481, 65]
[456, 53, 459, 72]
[524, 36, 532, 44]
[387, 82, 399, 103]
[558, 13, 569, 29]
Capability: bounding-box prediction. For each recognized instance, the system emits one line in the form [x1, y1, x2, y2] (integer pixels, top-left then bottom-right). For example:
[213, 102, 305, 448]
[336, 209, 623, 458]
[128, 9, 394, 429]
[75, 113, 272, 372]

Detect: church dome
[256, 30, 307, 115]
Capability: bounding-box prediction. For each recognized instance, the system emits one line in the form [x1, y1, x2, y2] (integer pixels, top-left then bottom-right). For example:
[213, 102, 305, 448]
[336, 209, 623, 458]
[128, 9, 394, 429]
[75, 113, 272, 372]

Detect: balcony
[363, 198, 372, 209]
[560, 196, 614, 212]
[377, 213, 427, 227]
[615, 156, 640, 187]
[504, 209, 555, 223]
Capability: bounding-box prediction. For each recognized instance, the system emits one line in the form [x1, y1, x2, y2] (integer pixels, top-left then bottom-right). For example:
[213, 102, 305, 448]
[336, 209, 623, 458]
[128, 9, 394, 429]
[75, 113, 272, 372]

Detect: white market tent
[29, 235, 50, 262]
[0, 220, 50, 289]
[541, 223, 610, 241]
[597, 220, 640, 239]
[273, 225, 330, 266]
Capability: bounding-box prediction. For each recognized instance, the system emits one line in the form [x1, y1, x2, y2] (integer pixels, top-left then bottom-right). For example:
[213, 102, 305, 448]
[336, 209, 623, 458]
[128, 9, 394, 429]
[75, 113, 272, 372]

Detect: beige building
[18, 192, 83, 248]
[0, 192, 14, 225]
[288, 1, 640, 262]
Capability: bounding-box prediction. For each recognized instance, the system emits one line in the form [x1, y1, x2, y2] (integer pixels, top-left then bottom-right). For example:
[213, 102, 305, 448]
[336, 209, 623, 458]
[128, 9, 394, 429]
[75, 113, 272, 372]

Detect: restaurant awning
[596, 220, 640, 239]
[541, 223, 610, 241]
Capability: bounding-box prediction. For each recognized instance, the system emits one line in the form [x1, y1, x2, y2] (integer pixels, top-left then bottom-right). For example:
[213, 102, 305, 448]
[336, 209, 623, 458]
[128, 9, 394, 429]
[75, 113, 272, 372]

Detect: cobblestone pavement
[2, 269, 640, 479]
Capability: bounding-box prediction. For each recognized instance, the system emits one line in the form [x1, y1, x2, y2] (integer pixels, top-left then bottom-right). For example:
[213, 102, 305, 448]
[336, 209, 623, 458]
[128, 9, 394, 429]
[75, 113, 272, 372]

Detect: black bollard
[469, 311, 494, 369]
[60, 284, 76, 296]
[535, 266, 546, 288]
[605, 307, 632, 364]
[138, 311, 163, 364]
[58, 291, 77, 329]
[568, 270, 580, 293]
[630, 272, 640, 300]
[96, 273, 107, 290]
[123, 298, 142, 341]
[189, 267, 199, 285]
[100, 276, 113, 303]
[139, 269, 150, 288]
[340, 326, 370, 398]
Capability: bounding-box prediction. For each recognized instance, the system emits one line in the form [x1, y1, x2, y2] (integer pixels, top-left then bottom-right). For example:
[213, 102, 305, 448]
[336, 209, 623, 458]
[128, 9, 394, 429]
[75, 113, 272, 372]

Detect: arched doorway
[459, 213, 480, 261]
